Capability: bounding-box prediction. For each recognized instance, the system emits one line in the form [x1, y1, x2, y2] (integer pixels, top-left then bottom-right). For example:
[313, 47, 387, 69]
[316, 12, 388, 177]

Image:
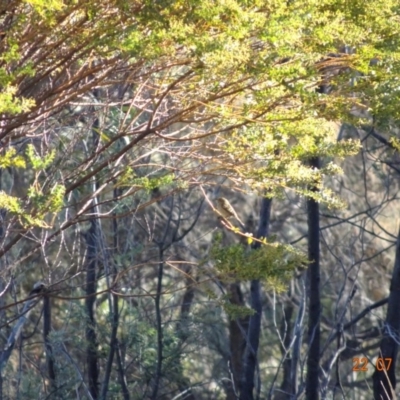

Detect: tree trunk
[85, 220, 99, 399]
[306, 156, 321, 400]
[240, 198, 272, 400]
[227, 282, 249, 399]
[373, 227, 400, 399]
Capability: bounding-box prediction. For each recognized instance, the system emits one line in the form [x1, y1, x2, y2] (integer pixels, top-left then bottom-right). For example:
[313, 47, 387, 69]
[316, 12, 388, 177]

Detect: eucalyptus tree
[0, 0, 399, 399]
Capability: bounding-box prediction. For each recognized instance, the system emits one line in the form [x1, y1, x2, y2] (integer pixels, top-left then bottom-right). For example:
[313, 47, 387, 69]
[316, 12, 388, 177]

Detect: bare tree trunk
[43, 293, 57, 397]
[100, 187, 129, 400]
[0, 282, 46, 372]
[85, 219, 99, 399]
[176, 266, 196, 343]
[306, 156, 321, 400]
[291, 283, 306, 398]
[372, 227, 400, 399]
[115, 339, 130, 400]
[0, 282, 46, 400]
[240, 198, 272, 400]
[84, 106, 101, 399]
[227, 282, 249, 399]
[175, 265, 197, 400]
[152, 246, 165, 400]
[277, 302, 294, 399]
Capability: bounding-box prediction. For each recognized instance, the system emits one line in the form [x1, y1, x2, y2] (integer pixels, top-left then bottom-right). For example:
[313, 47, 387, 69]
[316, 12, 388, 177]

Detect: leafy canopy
[2, 0, 400, 234]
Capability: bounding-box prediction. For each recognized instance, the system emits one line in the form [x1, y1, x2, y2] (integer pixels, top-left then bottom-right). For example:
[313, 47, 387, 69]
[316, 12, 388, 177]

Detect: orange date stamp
[352, 357, 392, 372]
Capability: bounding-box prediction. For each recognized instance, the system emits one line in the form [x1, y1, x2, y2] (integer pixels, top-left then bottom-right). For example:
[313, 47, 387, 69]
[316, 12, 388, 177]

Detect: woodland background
[0, 1, 400, 399]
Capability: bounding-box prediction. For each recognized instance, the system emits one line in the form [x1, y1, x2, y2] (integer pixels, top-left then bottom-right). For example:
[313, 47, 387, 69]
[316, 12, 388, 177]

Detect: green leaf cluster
[27, 184, 65, 216]
[0, 86, 35, 115]
[26, 145, 56, 171]
[116, 167, 174, 193]
[222, 301, 256, 320]
[0, 145, 64, 227]
[0, 148, 26, 169]
[210, 233, 307, 289]
[0, 192, 24, 216]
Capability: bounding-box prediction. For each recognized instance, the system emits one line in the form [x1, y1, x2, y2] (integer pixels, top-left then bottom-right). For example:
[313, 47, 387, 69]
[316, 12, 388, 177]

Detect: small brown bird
[216, 197, 245, 228]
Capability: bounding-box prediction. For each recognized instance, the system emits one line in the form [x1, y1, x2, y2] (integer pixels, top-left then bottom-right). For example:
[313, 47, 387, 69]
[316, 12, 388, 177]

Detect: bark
[227, 282, 249, 399]
[43, 293, 56, 396]
[0, 282, 46, 372]
[100, 288, 121, 400]
[115, 339, 130, 400]
[100, 188, 128, 400]
[240, 198, 272, 400]
[151, 246, 165, 400]
[175, 266, 197, 400]
[85, 220, 99, 399]
[372, 227, 400, 400]
[278, 302, 295, 399]
[176, 270, 195, 343]
[305, 156, 321, 400]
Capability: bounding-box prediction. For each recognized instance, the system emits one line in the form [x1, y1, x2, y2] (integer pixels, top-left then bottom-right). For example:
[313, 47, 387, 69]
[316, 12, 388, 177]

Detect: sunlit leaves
[0, 192, 24, 216]
[0, 148, 26, 169]
[4, 0, 400, 233]
[0, 87, 35, 114]
[116, 167, 175, 192]
[27, 184, 66, 219]
[26, 145, 56, 171]
[210, 232, 307, 289]
[0, 145, 65, 227]
[24, 0, 64, 14]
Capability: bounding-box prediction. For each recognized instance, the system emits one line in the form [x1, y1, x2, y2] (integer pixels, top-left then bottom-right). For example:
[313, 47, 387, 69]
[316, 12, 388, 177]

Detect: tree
[1, 1, 400, 399]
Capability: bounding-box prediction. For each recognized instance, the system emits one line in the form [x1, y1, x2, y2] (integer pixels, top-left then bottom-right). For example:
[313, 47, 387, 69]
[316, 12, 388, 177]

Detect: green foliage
[0, 191, 56, 229]
[0, 148, 26, 169]
[27, 183, 65, 216]
[3, 0, 400, 212]
[222, 301, 255, 320]
[45, 329, 89, 398]
[98, 303, 188, 395]
[3, 0, 400, 397]
[116, 167, 175, 193]
[222, 119, 361, 208]
[389, 136, 400, 152]
[26, 144, 56, 171]
[24, 0, 65, 15]
[25, 147, 65, 226]
[210, 232, 307, 290]
[0, 145, 64, 227]
[0, 192, 24, 215]
[0, 86, 35, 114]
